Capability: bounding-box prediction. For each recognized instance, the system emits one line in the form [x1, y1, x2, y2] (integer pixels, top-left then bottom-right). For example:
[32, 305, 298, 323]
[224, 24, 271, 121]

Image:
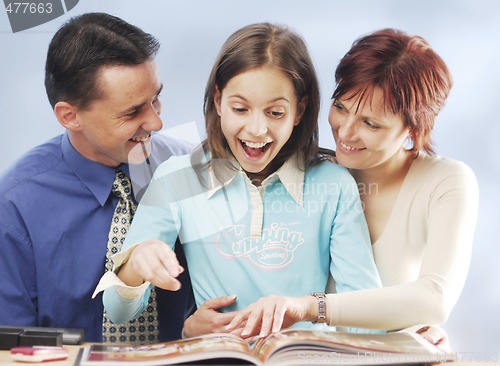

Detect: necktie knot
[112, 171, 133, 201]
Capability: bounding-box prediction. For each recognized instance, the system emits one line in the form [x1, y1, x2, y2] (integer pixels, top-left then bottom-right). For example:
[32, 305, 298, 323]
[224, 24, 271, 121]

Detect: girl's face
[328, 87, 409, 171]
[214, 67, 303, 180]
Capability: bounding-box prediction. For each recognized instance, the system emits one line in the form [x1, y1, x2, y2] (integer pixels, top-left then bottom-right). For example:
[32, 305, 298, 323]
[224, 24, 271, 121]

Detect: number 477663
[5, 2, 53, 14]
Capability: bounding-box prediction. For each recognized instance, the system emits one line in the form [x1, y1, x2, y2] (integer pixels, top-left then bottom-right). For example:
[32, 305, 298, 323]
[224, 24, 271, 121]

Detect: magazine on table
[75, 328, 453, 365]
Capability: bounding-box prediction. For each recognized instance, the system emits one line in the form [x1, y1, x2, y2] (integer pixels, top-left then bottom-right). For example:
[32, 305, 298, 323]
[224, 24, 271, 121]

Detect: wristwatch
[311, 292, 327, 324]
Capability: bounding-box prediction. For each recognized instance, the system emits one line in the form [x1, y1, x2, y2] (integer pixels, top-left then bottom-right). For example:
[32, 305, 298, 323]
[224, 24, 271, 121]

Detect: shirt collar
[206, 154, 305, 206]
[272, 154, 305, 206]
[61, 132, 129, 206]
[205, 157, 240, 199]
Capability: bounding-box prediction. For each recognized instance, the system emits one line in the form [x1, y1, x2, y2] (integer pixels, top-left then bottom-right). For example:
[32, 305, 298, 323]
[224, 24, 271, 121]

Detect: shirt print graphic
[216, 223, 304, 269]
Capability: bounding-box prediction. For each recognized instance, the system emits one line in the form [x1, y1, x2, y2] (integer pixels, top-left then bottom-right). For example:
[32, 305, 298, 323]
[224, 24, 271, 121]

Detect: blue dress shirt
[0, 132, 194, 342]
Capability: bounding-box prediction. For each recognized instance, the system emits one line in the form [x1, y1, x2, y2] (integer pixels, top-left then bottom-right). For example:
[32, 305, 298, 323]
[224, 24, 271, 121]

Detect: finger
[156, 275, 182, 291]
[132, 254, 164, 281]
[202, 295, 237, 311]
[202, 308, 240, 330]
[137, 262, 181, 291]
[132, 240, 180, 278]
[216, 312, 240, 329]
[421, 326, 446, 345]
[144, 258, 182, 290]
[259, 304, 276, 338]
[271, 304, 285, 333]
[157, 247, 183, 278]
[147, 265, 181, 290]
[228, 321, 247, 337]
[226, 308, 249, 331]
[241, 307, 263, 338]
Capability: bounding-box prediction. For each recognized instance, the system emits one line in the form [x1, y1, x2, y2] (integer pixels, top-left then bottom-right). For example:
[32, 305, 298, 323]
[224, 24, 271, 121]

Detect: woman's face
[328, 87, 409, 171]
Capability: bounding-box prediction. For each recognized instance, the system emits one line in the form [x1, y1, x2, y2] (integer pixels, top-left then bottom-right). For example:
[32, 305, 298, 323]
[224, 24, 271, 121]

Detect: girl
[96, 22, 381, 339]
[228, 28, 478, 347]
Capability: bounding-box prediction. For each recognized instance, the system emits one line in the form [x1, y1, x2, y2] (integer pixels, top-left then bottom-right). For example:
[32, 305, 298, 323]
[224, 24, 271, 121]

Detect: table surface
[1, 346, 499, 366]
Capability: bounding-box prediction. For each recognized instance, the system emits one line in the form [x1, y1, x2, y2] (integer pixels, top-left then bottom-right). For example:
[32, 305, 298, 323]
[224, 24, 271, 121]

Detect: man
[0, 12, 194, 343]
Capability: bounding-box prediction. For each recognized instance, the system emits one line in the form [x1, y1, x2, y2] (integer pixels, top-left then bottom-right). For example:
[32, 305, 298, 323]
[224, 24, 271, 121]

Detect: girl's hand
[118, 240, 184, 291]
[183, 295, 243, 338]
[226, 295, 313, 339]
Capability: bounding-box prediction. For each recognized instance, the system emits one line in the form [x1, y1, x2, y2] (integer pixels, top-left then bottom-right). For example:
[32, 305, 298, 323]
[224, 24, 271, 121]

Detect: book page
[79, 333, 260, 366]
[253, 329, 449, 365]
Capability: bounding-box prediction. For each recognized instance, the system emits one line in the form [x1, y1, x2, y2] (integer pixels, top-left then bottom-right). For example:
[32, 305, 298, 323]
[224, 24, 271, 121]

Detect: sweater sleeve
[102, 160, 184, 323]
[328, 169, 382, 294]
[327, 157, 479, 330]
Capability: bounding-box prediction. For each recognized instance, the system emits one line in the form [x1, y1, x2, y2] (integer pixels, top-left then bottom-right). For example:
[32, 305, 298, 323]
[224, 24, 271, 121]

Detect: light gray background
[1, 0, 498, 356]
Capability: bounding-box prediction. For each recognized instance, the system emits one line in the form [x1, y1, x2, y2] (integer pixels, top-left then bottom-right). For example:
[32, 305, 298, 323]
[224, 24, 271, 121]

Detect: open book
[76, 329, 453, 366]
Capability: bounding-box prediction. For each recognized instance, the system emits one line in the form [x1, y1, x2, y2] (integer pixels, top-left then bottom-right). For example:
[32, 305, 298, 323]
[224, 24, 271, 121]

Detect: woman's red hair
[332, 28, 452, 154]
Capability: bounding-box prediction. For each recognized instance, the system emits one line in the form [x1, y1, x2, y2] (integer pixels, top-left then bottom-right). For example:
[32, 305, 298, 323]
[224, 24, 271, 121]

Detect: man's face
[71, 60, 163, 167]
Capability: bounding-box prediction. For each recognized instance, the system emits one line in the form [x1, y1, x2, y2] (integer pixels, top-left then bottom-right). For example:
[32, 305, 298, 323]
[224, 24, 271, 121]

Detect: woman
[213, 28, 479, 345]
[325, 28, 478, 332]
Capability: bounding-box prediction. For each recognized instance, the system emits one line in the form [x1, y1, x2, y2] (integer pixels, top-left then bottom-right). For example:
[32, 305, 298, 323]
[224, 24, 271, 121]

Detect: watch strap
[311, 292, 327, 324]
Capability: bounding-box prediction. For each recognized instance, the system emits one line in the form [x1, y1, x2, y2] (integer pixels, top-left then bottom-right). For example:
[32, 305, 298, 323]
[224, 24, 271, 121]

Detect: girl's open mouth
[240, 139, 272, 157]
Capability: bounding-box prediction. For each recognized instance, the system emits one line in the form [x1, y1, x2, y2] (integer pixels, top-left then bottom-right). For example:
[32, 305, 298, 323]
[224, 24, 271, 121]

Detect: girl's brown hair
[202, 22, 321, 171]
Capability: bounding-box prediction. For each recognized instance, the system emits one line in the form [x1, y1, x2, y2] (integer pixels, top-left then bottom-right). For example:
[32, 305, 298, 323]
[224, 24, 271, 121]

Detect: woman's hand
[118, 240, 184, 291]
[226, 295, 314, 339]
[417, 326, 453, 353]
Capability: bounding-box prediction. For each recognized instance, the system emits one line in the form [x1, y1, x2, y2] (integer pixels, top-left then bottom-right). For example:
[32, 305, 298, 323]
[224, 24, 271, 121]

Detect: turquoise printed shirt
[103, 150, 382, 330]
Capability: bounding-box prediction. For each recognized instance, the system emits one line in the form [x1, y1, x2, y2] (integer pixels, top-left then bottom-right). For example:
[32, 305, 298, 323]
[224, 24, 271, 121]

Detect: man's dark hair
[45, 12, 160, 109]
